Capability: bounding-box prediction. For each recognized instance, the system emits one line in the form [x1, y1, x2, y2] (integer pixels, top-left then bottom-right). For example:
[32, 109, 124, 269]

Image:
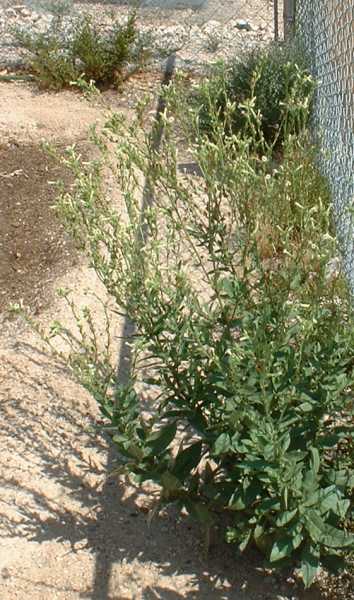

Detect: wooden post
[283, 0, 296, 40]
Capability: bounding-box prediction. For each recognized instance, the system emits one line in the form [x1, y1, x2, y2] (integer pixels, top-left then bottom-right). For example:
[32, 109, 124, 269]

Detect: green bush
[13, 12, 147, 90]
[28, 64, 353, 589]
[70, 14, 137, 85]
[193, 42, 312, 146]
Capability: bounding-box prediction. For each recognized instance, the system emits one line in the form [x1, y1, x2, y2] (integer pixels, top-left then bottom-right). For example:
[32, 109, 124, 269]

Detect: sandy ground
[0, 77, 350, 600]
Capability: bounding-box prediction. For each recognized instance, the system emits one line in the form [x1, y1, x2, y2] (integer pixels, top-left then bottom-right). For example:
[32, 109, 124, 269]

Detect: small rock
[235, 19, 252, 31]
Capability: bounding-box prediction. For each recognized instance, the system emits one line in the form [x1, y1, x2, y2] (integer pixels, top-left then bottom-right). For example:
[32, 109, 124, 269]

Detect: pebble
[236, 19, 252, 31]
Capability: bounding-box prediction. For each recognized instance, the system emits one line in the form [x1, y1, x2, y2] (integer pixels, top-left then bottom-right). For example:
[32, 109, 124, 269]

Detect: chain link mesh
[295, 1, 354, 294]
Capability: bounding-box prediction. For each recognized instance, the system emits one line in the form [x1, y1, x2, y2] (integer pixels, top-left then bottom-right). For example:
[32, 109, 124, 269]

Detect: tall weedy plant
[29, 61, 353, 587]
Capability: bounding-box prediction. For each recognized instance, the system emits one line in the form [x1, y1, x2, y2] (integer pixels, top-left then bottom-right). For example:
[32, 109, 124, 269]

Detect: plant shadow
[0, 338, 326, 600]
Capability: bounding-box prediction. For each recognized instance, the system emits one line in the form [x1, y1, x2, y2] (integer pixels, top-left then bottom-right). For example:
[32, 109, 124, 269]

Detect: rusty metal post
[283, 0, 296, 40]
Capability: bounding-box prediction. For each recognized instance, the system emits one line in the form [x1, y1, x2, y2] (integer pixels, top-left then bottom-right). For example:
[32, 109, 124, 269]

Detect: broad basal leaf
[172, 440, 202, 480]
[270, 537, 294, 562]
[146, 421, 177, 456]
[300, 546, 320, 588]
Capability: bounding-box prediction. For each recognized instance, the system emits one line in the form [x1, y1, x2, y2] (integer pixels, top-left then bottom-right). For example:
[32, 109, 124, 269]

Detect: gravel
[0, 1, 274, 72]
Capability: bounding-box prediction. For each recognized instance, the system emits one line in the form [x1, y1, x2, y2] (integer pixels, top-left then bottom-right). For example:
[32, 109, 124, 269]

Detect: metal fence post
[273, 0, 279, 41]
[283, 0, 296, 40]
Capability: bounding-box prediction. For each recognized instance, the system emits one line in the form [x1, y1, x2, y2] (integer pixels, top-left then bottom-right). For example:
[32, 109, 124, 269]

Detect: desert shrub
[25, 65, 354, 588]
[70, 14, 138, 85]
[13, 12, 148, 90]
[192, 42, 312, 146]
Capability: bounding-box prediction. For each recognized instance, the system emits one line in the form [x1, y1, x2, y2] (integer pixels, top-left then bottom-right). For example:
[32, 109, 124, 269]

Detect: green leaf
[287, 520, 304, 549]
[238, 459, 271, 471]
[270, 537, 294, 562]
[239, 529, 252, 552]
[280, 432, 291, 453]
[305, 509, 354, 548]
[189, 410, 209, 437]
[213, 433, 232, 455]
[113, 437, 144, 461]
[290, 273, 302, 290]
[146, 421, 177, 456]
[220, 277, 235, 299]
[300, 546, 320, 588]
[327, 469, 352, 488]
[172, 440, 202, 481]
[229, 479, 261, 511]
[228, 492, 246, 511]
[275, 508, 297, 527]
[299, 402, 313, 413]
[310, 447, 320, 475]
[254, 523, 264, 543]
[292, 531, 304, 549]
[335, 499, 351, 519]
[303, 467, 319, 493]
[253, 524, 272, 553]
[256, 497, 281, 515]
[318, 486, 341, 515]
[160, 471, 182, 493]
[303, 490, 320, 508]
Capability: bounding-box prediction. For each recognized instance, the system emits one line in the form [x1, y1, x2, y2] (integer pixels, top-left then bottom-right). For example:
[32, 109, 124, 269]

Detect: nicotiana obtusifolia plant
[21, 60, 353, 588]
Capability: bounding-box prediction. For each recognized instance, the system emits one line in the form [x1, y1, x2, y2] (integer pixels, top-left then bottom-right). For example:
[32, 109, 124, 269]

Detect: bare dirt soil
[0, 74, 352, 600]
[0, 143, 78, 313]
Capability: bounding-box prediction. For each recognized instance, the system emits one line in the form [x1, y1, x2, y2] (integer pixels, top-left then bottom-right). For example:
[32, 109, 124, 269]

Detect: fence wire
[295, 1, 354, 295]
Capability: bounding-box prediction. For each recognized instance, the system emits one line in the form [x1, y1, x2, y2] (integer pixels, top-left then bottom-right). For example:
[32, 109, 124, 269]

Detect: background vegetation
[13, 11, 150, 90]
[192, 42, 312, 147]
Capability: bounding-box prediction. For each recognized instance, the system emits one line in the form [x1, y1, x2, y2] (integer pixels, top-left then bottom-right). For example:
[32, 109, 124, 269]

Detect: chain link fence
[295, 1, 354, 295]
